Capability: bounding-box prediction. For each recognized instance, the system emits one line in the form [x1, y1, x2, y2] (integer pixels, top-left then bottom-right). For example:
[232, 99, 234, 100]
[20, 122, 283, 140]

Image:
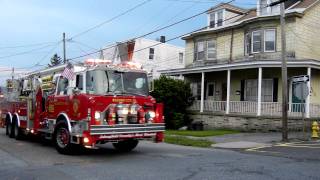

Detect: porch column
[306, 67, 311, 118]
[257, 67, 262, 116]
[226, 70, 231, 114]
[200, 72, 205, 113]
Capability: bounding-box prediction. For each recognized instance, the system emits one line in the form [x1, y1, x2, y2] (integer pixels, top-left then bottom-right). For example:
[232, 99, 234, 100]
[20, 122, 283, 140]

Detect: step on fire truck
[0, 59, 165, 154]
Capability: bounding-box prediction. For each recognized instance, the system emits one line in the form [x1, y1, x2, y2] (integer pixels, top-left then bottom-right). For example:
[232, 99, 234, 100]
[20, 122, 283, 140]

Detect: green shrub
[151, 76, 193, 129]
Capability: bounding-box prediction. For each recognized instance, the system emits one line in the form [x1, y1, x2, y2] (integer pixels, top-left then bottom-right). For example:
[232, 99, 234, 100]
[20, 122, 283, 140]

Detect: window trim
[178, 52, 184, 64]
[244, 33, 251, 55]
[264, 29, 276, 53]
[195, 40, 205, 61]
[251, 30, 262, 54]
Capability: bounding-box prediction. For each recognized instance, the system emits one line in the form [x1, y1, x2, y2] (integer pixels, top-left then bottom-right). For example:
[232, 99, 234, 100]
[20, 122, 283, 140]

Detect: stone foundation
[189, 111, 315, 132]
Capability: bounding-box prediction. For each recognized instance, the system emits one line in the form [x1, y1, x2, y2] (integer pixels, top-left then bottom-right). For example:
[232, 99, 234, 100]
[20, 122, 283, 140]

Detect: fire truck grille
[89, 123, 165, 135]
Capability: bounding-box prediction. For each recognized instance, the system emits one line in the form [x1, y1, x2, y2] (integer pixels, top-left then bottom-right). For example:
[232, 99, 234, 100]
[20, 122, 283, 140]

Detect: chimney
[160, 36, 166, 43]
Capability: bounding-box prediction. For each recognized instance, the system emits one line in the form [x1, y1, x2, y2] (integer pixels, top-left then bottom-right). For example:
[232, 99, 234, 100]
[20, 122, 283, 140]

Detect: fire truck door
[34, 88, 43, 130]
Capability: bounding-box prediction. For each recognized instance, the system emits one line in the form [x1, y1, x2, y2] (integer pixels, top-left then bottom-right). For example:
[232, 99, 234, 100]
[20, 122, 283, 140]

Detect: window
[179, 52, 184, 64]
[191, 82, 201, 100]
[252, 31, 262, 53]
[217, 10, 223, 27]
[195, 39, 216, 61]
[245, 79, 258, 101]
[264, 29, 276, 52]
[262, 79, 273, 102]
[207, 40, 216, 60]
[57, 77, 69, 95]
[76, 74, 83, 90]
[149, 48, 155, 60]
[244, 79, 273, 102]
[245, 33, 251, 55]
[209, 13, 215, 28]
[196, 41, 205, 61]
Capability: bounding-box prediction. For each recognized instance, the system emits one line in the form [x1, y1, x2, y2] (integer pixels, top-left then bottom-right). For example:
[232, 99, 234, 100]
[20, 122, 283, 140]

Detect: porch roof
[159, 59, 320, 76]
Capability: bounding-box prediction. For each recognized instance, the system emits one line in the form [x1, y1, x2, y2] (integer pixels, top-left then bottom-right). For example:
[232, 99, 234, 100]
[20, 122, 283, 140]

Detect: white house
[102, 37, 185, 79]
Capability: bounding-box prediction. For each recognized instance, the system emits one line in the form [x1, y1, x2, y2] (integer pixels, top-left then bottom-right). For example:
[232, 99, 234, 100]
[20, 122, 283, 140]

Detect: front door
[291, 82, 304, 112]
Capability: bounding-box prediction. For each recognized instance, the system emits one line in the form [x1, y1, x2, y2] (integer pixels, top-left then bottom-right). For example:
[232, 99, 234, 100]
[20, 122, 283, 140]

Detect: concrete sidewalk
[209, 131, 307, 149]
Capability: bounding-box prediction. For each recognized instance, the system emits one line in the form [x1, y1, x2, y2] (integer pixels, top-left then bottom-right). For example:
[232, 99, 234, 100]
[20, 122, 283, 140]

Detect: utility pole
[11, 67, 14, 80]
[271, 0, 288, 141]
[63, 32, 67, 63]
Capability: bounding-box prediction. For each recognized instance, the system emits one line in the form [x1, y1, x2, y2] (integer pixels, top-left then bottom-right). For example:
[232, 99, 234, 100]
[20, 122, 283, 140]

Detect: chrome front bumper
[90, 123, 165, 135]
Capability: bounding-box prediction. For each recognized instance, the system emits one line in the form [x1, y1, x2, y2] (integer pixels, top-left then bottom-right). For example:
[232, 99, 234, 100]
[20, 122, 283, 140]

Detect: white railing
[229, 101, 257, 114]
[288, 103, 306, 117]
[261, 102, 282, 116]
[189, 100, 320, 117]
[204, 101, 226, 112]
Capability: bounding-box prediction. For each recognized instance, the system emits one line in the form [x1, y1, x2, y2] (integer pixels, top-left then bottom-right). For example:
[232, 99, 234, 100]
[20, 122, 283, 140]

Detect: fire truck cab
[1, 60, 165, 154]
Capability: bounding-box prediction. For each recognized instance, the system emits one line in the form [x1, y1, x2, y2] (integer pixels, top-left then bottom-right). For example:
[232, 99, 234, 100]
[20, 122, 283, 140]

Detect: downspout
[229, 28, 234, 63]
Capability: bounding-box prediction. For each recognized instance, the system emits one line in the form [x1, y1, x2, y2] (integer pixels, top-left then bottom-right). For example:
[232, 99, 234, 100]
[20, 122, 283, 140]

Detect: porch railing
[229, 101, 257, 115]
[189, 100, 320, 118]
[204, 101, 226, 112]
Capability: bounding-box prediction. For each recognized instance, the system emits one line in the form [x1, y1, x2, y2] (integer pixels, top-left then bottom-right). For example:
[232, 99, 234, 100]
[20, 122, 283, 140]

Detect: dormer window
[259, 0, 280, 16]
[208, 9, 225, 28]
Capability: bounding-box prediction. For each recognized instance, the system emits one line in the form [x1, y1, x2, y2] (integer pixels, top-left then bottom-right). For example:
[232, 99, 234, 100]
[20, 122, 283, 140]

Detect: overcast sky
[0, 0, 256, 85]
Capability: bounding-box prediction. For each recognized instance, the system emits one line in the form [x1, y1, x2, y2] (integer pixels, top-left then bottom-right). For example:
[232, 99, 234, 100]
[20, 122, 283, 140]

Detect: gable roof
[207, 3, 247, 14]
[182, 0, 320, 40]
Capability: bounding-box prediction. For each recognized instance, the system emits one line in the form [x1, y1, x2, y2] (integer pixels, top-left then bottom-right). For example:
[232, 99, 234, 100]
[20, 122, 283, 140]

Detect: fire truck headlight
[95, 111, 101, 120]
[146, 111, 155, 123]
[148, 111, 156, 118]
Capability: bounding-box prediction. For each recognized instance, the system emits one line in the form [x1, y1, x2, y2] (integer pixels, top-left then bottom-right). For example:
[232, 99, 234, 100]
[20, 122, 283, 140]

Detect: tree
[151, 76, 194, 129]
[48, 54, 62, 67]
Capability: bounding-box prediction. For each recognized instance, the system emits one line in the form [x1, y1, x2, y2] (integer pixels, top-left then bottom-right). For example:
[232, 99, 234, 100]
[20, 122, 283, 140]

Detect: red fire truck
[0, 59, 165, 154]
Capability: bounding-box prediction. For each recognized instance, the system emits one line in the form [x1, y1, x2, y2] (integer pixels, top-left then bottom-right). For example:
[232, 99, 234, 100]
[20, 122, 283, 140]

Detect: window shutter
[240, 80, 245, 101]
[273, 78, 278, 102]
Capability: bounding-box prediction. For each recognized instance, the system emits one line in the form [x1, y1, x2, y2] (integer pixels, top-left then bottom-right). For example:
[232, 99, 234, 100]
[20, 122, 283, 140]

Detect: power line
[69, 0, 153, 40]
[0, 41, 57, 50]
[71, 10, 244, 63]
[0, 44, 58, 59]
[68, 1, 233, 61]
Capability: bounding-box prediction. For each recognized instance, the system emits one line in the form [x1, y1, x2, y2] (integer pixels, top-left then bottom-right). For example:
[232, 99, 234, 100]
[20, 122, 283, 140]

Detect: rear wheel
[54, 122, 75, 155]
[113, 140, 139, 152]
[8, 121, 14, 138]
[5, 119, 10, 136]
[14, 120, 23, 140]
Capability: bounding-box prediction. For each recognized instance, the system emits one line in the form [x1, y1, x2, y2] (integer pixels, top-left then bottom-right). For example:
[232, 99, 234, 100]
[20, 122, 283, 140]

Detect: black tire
[5, 119, 10, 136]
[8, 121, 15, 138]
[113, 140, 139, 152]
[14, 120, 23, 140]
[54, 122, 75, 155]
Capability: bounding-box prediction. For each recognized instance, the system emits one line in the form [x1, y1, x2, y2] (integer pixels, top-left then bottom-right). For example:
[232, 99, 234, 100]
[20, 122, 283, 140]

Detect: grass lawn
[165, 129, 240, 137]
[164, 135, 213, 148]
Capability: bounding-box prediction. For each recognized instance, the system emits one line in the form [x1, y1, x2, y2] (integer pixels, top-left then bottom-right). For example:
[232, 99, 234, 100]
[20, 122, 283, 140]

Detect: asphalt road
[1, 128, 320, 180]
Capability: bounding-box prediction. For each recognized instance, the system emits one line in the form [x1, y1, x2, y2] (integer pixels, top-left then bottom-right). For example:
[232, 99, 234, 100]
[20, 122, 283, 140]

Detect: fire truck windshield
[86, 70, 149, 96]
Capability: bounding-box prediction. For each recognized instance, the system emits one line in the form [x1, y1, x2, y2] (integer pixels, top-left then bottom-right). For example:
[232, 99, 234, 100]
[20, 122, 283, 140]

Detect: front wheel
[113, 140, 139, 152]
[54, 123, 75, 155]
